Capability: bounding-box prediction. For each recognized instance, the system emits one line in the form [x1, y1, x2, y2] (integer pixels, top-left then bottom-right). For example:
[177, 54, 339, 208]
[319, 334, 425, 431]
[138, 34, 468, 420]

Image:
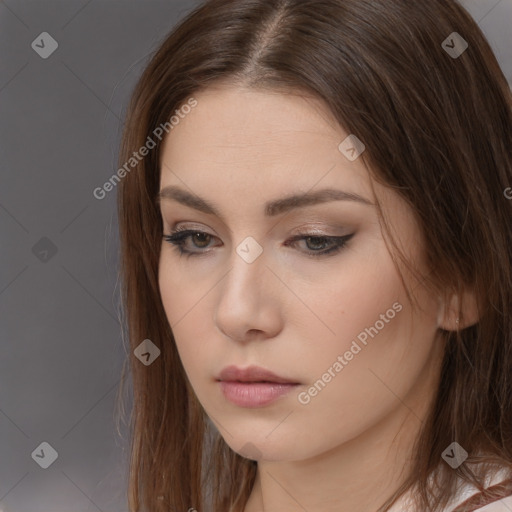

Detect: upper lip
[217, 365, 299, 384]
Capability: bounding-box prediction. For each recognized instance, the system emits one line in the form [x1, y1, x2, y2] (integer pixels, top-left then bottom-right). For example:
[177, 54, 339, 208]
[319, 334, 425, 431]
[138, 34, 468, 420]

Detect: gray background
[0, 1, 510, 511]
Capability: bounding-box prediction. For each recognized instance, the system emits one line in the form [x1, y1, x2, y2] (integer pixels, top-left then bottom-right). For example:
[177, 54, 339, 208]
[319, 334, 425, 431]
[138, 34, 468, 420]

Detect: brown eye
[163, 229, 218, 257]
[285, 234, 354, 257]
[191, 232, 211, 248]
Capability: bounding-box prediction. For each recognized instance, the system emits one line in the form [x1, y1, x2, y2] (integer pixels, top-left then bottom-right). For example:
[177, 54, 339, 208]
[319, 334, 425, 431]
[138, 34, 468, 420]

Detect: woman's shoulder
[469, 494, 512, 511]
[388, 463, 512, 512]
[450, 467, 512, 512]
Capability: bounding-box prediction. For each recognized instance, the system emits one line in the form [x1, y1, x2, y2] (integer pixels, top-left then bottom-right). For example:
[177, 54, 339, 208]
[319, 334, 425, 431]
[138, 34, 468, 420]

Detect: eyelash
[162, 228, 354, 259]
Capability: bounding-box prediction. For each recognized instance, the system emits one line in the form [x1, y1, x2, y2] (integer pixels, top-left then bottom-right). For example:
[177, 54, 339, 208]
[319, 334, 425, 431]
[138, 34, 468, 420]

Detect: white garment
[387, 466, 512, 512]
[474, 495, 512, 511]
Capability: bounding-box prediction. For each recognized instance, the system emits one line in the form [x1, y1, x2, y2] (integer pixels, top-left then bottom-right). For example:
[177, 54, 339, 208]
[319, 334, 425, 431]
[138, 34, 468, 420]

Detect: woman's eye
[162, 229, 354, 259]
[284, 233, 354, 257]
[163, 230, 217, 256]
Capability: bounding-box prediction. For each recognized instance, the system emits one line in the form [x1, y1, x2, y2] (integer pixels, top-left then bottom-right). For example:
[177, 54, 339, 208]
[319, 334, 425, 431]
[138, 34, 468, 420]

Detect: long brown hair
[116, 1, 512, 510]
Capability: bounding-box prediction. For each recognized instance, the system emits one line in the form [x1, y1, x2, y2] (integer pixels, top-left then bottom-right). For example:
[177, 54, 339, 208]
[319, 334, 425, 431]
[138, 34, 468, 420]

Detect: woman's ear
[437, 287, 481, 331]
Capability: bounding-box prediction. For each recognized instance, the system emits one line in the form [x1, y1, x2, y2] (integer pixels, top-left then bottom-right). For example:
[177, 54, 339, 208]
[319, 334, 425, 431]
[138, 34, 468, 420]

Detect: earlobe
[437, 288, 481, 331]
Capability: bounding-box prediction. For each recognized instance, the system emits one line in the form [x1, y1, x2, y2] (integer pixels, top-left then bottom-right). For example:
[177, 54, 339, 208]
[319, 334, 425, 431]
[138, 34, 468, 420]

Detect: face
[157, 84, 444, 462]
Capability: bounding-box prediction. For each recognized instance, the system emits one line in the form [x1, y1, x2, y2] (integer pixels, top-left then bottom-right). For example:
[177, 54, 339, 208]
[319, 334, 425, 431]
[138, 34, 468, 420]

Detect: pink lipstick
[216, 365, 300, 408]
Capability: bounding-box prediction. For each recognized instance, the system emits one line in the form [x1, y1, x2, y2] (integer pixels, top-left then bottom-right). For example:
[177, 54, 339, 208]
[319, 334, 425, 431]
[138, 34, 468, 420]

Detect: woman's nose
[213, 240, 283, 343]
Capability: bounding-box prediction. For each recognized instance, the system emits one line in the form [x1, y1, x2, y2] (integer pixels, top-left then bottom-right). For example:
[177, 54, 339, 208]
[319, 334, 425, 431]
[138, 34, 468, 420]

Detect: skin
[157, 84, 460, 512]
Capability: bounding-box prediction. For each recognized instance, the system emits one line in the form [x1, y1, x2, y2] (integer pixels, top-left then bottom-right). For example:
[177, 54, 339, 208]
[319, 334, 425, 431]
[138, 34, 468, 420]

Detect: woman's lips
[218, 381, 299, 408]
[217, 364, 299, 384]
[216, 365, 301, 407]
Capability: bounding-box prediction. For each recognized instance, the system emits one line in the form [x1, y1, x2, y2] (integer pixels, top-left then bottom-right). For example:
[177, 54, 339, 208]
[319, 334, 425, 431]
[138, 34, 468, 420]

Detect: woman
[116, 0, 512, 510]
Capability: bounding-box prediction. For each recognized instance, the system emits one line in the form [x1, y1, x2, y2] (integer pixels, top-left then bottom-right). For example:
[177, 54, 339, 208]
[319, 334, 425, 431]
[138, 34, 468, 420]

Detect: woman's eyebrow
[156, 184, 374, 217]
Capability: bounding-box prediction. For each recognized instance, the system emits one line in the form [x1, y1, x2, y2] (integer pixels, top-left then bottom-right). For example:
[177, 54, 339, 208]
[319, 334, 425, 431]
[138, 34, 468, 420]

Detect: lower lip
[219, 381, 299, 407]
